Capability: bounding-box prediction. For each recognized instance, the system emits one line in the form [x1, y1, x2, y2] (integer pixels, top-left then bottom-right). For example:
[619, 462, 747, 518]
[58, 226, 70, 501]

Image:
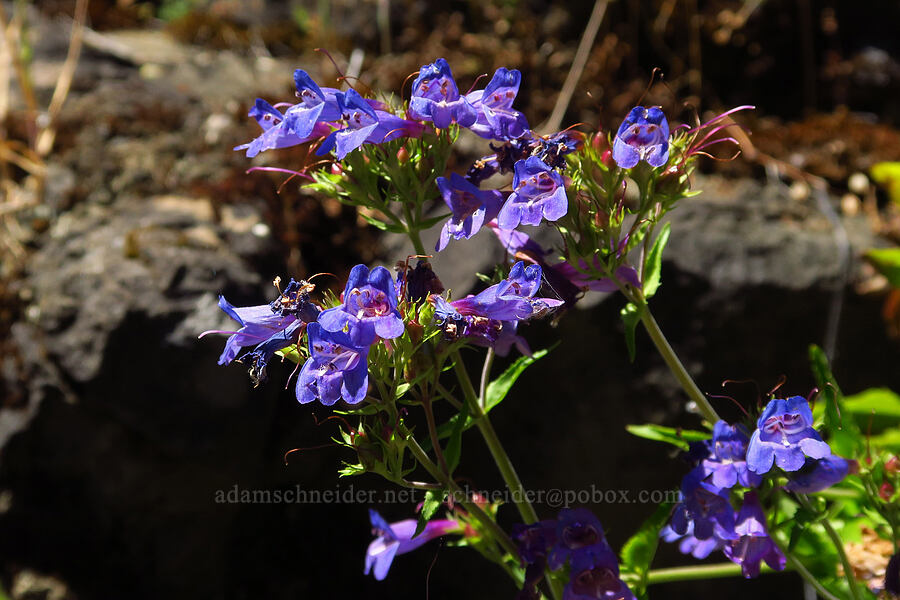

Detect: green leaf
[843, 387, 900, 434]
[865, 247, 900, 289]
[620, 302, 642, 362]
[413, 489, 444, 538]
[620, 501, 674, 598]
[484, 348, 552, 413]
[626, 424, 710, 451]
[870, 161, 900, 205]
[275, 345, 303, 364]
[868, 428, 900, 450]
[809, 345, 863, 457]
[643, 222, 671, 299]
[358, 212, 407, 234]
[444, 398, 469, 473]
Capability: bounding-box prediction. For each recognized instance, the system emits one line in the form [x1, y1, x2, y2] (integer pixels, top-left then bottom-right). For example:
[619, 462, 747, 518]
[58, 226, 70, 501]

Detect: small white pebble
[841, 193, 860, 216]
[789, 180, 810, 201]
[251, 223, 271, 238]
[848, 172, 870, 195]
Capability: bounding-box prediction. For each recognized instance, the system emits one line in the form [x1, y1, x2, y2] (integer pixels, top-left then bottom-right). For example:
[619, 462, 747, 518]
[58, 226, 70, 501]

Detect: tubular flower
[317, 89, 423, 160]
[497, 157, 569, 229]
[435, 173, 504, 252]
[698, 421, 763, 489]
[318, 264, 405, 346]
[295, 322, 369, 406]
[746, 396, 833, 474]
[722, 492, 786, 578]
[408, 58, 477, 128]
[783, 454, 850, 493]
[465, 67, 530, 140]
[364, 510, 459, 581]
[612, 106, 670, 169]
[564, 553, 636, 600]
[282, 69, 343, 138]
[234, 98, 331, 158]
[201, 295, 299, 366]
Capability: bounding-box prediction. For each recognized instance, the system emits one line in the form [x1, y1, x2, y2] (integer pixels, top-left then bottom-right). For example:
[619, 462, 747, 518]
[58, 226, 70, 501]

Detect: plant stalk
[637, 301, 720, 423]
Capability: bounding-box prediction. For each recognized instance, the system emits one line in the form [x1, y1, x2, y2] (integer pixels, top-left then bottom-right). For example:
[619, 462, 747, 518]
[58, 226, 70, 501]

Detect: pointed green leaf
[444, 398, 468, 473]
[484, 348, 552, 413]
[626, 424, 710, 451]
[620, 501, 674, 598]
[865, 247, 900, 289]
[643, 222, 671, 299]
[620, 302, 642, 362]
[413, 489, 444, 538]
[809, 344, 863, 457]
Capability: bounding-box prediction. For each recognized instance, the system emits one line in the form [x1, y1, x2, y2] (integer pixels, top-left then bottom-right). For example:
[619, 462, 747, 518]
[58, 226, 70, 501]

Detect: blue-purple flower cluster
[662, 397, 851, 577]
[203, 259, 563, 404]
[513, 508, 635, 600]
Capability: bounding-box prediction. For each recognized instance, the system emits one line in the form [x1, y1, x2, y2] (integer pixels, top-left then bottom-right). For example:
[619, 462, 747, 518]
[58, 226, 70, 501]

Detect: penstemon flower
[434, 173, 504, 252]
[317, 89, 423, 159]
[497, 157, 569, 229]
[722, 492, 786, 578]
[364, 509, 459, 580]
[465, 67, 530, 140]
[746, 396, 833, 474]
[318, 264, 405, 346]
[612, 106, 670, 169]
[408, 58, 477, 128]
[295, 322, 370, 406]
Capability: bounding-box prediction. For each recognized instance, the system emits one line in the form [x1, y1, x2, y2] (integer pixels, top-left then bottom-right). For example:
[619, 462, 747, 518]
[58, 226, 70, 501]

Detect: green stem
[798, 495, 863, 600]
[782, 548, 843, 600]
[398, 423, 518, 557]
[636, 299, 720, 423]
[479, 348, 495, 410]
[403, 203, 427, 255]
[646, 562, 782, 584]
[452, 351, 539, 525]
[421, 394, 449, 474]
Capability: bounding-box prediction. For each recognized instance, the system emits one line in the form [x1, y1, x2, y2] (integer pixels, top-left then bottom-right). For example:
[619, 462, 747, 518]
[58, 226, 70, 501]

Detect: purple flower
[746, 396, 833, 474]
[661, 522, 724, 559]
[450, 261, 563, 322]
[318, 264, 405, 346]
[430, 262, 562, 355]
[722, 492, 786, 578]
[670, 467, 737, 541]
[783, 454, 850, 493]
[201, 295, 299, 366]
[317, 89, 423, 160]
[435, 173, 504, 252]
[408, 58, 477, 129]
[489, 226, 641, 308]
[295, 322, 369, 406]
[612, 106, 670, 169]
[564, 553, 636, 600]
[364, 509, 459, 581]
[465, 67, 530, 140]
[549, 508, 616, 571]
[512, 521, 558, 599]
[497, 157, 568, 229]
[234, 98, 331, 158]
[699, 421, 763, 489]
[282, 69, 343, 138]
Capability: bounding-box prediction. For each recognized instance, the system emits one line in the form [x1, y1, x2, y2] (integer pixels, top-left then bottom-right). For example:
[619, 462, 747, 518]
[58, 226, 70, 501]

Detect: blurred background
[1, 0, 900, 598]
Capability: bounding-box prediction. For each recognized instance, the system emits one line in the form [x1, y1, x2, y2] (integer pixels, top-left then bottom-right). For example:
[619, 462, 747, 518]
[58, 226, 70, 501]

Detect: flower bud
[396, 146, 409, 163]
[885, 455, 900, 473]
[331, 162, 343, 175]
[879, 482, 895, 501]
